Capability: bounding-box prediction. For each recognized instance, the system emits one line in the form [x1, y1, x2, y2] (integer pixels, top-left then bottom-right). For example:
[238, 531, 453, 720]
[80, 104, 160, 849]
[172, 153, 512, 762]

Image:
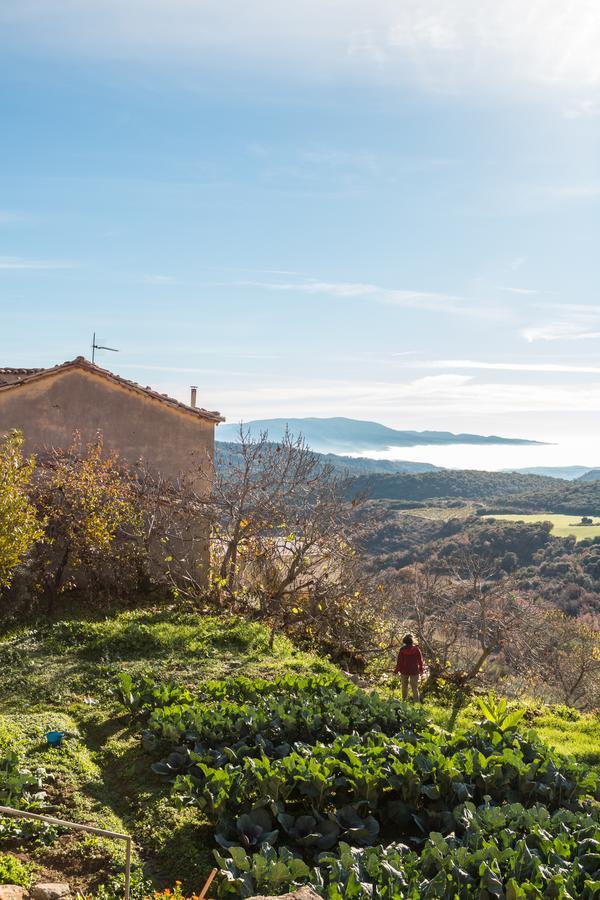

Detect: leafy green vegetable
[120, 670, 600, 898]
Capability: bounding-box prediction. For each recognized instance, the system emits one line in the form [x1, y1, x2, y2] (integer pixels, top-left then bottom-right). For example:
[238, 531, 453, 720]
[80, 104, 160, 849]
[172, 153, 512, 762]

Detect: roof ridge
[0, 358, 224, 423]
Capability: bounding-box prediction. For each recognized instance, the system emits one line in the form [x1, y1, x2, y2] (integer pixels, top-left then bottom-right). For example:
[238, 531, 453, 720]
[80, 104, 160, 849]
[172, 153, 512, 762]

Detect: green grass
[0, 607, 336, 713]
[0, 710, 128, 894]
[423, 697, 600, 774]
[484, 512, 600, 541]
[0, 606, 337, 894]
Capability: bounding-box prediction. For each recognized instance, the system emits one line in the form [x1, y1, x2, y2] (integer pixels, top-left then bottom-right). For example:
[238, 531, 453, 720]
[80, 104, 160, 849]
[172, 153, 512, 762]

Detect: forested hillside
[346, 468, 600, 514]
[346, 469, 562, 501]
[579, 468, 600, 482]
[364, 514, 600, 619]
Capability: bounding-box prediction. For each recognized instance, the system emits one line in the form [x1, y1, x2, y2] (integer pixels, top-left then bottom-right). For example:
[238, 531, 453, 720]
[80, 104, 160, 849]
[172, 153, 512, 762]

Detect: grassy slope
[424, 697, 600, 771]
[0, 607, 336, 893]
[1, 606, 598, 893]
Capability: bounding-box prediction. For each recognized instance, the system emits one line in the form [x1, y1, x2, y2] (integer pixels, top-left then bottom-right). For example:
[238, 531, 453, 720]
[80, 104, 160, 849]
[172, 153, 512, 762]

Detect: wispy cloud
[0, 256, 74, 270]
[496, 286, 539, 296]
[208, 373, 600, 422]
[542, 184, 600, 200]
[410, 359, 600, 375]
[538, 303, 600, 317]
[3, 2, 600, 95]
[563, 98, 600, 119]
[521, 322, 600, 343]
[232, 279, 504, 319]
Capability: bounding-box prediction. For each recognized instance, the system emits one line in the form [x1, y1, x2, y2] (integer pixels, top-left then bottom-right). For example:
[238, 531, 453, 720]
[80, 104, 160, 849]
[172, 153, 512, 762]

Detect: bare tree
[533, 612, 600, 710]
[213, 428, 340, 592]
[391, 545, 548, 690]
[211, 427, 374, 649]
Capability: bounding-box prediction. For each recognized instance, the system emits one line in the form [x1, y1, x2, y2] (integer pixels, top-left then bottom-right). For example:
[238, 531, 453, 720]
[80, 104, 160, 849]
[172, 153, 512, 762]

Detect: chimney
[190, 386, 197, 408]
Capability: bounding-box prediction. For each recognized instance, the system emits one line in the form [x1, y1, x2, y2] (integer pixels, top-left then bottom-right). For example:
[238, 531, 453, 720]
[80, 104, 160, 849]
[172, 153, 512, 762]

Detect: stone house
[0, 356, 224, 576]
[0, 356, 223, 486]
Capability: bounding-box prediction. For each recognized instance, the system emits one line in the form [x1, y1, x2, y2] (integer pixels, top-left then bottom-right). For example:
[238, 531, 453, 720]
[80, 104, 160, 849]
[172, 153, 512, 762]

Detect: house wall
[0, 367, 215, 494]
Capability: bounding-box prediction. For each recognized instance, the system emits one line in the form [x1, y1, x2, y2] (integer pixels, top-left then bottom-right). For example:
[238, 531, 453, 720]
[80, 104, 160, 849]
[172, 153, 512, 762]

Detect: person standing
[394, 633, 424, 701]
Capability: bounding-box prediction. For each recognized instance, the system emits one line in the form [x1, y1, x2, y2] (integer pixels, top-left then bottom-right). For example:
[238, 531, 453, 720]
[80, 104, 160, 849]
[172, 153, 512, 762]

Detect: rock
[0, 887, 28, 900]
[247, 890, 321, 900]
[30, 885, 71, 900]
[343, 671, 369, 688]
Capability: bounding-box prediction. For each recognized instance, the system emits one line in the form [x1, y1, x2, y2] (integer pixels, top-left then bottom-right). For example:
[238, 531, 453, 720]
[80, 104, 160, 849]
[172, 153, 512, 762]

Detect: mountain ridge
[577, 468, 600, 482]
[218, 416, 545, 454]
[502, 466, 597, 481]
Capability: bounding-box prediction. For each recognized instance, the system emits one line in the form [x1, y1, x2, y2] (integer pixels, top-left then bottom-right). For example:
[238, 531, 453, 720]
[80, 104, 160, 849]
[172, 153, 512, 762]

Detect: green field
[404, 505, 476, 520]
[485, 512, 600, 541]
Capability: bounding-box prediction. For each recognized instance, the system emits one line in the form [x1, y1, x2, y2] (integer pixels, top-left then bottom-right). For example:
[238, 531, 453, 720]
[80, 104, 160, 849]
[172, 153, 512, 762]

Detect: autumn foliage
[0, 430, 43, 589]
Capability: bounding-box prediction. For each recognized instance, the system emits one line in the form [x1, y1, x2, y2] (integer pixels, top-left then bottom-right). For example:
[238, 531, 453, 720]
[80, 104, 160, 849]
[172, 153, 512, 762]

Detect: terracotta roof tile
[0, 367, 44, 385]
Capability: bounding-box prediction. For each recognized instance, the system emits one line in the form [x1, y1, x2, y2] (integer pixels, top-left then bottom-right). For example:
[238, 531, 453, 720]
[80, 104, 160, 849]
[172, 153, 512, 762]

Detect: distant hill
[344, 469, 560, 502]
[502, 466, 595, 481]
[306, 451, 439, 475]
[343, 469, 600, 516]
[218, 417, 545, 454]
[578, 469, 600, 482]
[215, 442, 439, 476]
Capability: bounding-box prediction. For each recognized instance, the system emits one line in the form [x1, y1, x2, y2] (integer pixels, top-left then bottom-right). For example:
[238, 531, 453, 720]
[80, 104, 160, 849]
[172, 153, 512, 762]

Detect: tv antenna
[91, 332, 119, 364]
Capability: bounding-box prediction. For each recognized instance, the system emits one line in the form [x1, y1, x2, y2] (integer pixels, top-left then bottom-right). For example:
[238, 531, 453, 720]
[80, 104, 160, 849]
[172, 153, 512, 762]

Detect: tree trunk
[465, 645, 493, 682]
[47, 546, 70, 616]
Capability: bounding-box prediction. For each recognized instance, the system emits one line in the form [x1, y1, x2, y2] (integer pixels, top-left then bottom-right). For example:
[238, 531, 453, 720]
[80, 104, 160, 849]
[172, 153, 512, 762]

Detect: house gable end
[0, 365, 216, 489]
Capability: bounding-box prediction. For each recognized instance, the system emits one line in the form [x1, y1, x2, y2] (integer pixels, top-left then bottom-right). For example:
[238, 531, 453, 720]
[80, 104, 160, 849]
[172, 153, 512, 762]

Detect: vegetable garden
[118, 672, 600, 898]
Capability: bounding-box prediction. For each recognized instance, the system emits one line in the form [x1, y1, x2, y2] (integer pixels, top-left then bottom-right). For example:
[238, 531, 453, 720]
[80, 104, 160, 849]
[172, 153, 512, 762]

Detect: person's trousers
[401, 673, 420, 701]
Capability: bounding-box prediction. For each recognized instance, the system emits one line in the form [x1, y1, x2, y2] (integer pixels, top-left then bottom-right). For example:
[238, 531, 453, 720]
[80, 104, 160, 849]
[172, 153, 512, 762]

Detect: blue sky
[1, 2, 599, 464]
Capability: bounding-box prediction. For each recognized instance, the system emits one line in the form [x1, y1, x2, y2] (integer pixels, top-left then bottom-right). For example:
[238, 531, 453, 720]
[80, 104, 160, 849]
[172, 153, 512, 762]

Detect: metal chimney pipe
[190, 386, 197, 408]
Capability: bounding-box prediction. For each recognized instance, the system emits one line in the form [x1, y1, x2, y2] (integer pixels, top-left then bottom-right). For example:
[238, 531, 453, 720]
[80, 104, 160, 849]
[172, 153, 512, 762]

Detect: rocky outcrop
[29, 886, 71, 900]
[0, 885, 73, 900]
[0, 888, 28, 900]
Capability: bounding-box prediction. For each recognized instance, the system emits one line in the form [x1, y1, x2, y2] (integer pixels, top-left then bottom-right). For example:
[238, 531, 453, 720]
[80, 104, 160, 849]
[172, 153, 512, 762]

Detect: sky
[1, 1, 599, 467]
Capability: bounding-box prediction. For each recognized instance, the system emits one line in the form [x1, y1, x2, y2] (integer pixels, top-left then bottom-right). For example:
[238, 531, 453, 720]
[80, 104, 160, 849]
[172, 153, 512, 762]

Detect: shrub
[31, 433, 144, 612]
[0, 430, 43, 590]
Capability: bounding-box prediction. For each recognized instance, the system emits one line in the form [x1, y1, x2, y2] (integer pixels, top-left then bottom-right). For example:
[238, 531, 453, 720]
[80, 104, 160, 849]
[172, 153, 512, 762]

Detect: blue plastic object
[46, 730, 64, 747]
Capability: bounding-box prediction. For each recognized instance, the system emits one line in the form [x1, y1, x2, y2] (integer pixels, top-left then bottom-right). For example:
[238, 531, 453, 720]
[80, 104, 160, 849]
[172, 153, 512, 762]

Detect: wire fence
[0, 806, 218, 898]
[0, 805, 132, 900]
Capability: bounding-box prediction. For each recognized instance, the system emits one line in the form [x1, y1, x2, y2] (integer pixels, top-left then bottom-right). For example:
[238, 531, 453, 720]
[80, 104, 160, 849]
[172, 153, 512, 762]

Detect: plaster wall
[0, 368, 215, 493]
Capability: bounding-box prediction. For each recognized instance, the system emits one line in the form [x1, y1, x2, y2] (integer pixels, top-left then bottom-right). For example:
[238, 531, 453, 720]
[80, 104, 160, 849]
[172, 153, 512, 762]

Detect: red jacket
[395, 645, 424, 675]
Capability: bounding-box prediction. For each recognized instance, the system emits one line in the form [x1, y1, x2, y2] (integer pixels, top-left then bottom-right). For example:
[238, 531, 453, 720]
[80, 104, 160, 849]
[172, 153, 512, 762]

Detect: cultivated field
[485, 513, 600, 541]
[405, 505, 476, 520]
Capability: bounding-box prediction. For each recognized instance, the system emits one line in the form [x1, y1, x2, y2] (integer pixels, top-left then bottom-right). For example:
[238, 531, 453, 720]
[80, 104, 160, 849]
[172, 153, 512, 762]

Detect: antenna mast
[91, 332, 119, 364]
